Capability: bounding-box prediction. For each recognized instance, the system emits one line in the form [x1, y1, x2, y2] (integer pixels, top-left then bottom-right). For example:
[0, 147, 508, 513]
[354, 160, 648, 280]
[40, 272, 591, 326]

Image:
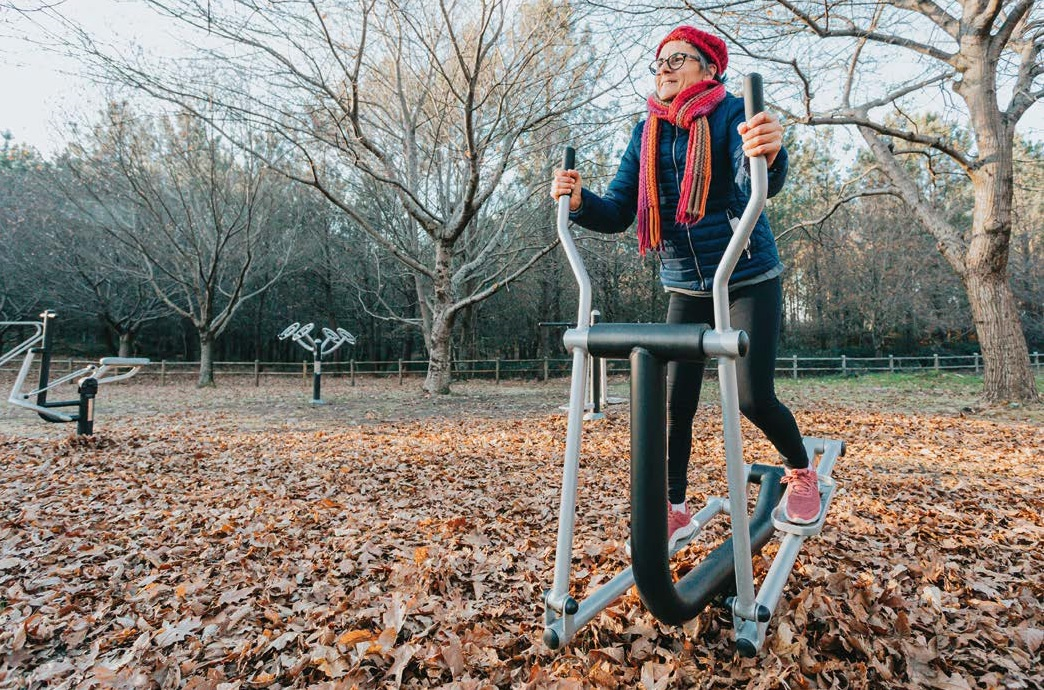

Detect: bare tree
[650, 0, 1041, 402]
[43, 225, 171, 357]
[61, 104, 297, 385]
[0, 132, 52, 321]
[40, 0, 609, 393]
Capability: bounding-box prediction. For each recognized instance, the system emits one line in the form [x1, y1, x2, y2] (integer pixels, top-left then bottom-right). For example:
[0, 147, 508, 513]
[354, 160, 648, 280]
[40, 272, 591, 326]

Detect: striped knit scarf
[637, 79, 726, 255]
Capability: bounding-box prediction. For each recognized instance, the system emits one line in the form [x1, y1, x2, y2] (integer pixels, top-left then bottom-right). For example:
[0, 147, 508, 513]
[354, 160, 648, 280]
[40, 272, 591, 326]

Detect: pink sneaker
[667, 503, 698, 550]
[625, 502, 698, 557]
[781, 468, 821, 524]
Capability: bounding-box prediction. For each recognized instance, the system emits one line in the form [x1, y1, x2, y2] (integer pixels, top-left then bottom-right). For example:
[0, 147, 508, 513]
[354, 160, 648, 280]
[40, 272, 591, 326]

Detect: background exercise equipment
[278, 322, 356, 404]
[542, 75, 845, 656]
[542, 313, 625, 421]
[1, 310, 149, 435]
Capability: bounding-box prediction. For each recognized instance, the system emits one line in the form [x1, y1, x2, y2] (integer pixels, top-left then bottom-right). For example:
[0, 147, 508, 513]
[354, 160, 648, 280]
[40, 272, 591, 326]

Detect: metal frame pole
[36, 310, 57, 408]
[313, 349, 323, 404]
[713, 74, 769, 627]
[546, 148, 589, 623]
[76, 378, 98, 435]
[590, 311, 603, 417]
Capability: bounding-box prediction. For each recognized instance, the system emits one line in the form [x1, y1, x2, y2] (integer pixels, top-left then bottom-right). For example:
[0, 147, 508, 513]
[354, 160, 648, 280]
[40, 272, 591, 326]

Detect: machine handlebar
[744, 73, 764, 121]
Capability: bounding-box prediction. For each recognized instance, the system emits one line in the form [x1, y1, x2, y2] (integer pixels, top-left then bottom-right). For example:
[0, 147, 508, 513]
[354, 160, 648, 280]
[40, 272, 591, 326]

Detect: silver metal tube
[713, 95, 768, 625]
[719, 356, 757, 618]
[547, 185, 594, 612]
[9, 348, 37, 405]
[756, 532, 805, 617]
[548, 347, 589, 611]
[599, 357, 609, 408]
[713, 157, 767, 331]
[548, 498, 726, 646]
[557, 197, 591, 331]
[26, 366, 97, 396]
[8, 350, 74, 422]
[690, 497, 727, 532]
[701, 330, 748, 358]
[91, 366, 147, 385]
[815, 439, 844, 478]
[0, 323, 43, 368]
[549, 564, 637, 646]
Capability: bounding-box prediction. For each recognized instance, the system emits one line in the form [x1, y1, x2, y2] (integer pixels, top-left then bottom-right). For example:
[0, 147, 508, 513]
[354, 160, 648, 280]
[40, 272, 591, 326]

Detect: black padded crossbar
[628, 347, 784, 625]
[586, 323, 708, 361]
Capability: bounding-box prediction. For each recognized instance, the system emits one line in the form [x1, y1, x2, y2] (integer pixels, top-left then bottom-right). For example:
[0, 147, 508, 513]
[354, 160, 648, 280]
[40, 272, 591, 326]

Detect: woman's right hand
[550, 169, 583, 212]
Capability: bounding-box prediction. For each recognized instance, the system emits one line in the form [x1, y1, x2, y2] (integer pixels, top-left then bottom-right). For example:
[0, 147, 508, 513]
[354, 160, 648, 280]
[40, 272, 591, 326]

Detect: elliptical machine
[542, 75, 844, 656]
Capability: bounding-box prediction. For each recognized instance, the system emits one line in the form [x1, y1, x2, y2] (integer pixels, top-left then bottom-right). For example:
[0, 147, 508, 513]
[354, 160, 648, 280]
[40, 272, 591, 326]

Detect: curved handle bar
[563, 147, 575, 171]
[744, 72, 764, 120]
[319, 328, 350, 356]
[278, 323, 300, 340]
[712, 73, 768, 334]
[0, 322, 44, 368]
[336, 328, 357, 345]
[558, 75, 767, 336]
[555, 146, 592, 334]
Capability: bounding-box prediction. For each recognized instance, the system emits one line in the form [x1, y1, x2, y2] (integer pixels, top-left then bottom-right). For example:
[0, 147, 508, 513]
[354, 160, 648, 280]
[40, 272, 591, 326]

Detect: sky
[1, 1, 1040, 159]
[0, 1, 183, 156]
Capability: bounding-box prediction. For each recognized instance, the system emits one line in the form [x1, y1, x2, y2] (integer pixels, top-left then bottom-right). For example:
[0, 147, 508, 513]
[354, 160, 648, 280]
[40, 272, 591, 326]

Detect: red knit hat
[656, 25, 728, 78]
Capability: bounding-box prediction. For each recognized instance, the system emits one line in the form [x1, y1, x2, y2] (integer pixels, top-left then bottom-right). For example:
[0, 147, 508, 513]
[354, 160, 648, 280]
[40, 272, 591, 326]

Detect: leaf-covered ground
[0, 379, 1041, 689]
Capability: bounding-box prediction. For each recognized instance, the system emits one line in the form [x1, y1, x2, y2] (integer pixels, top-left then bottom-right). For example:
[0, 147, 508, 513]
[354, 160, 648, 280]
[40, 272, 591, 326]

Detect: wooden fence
[3, 352, 1041, 385]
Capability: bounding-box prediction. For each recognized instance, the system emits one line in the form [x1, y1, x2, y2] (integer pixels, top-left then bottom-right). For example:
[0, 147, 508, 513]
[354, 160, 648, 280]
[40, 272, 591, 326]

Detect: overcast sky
[0, 1, 181, 156]
[2, 1, 1040, 159]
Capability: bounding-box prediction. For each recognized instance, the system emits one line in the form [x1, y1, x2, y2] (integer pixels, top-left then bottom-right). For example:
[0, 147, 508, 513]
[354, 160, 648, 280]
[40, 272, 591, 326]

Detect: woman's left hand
[738, 111, 783, 169]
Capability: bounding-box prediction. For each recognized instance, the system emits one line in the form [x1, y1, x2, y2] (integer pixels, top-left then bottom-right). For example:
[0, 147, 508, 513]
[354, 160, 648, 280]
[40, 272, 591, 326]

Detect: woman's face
[655, 40, 716, 102]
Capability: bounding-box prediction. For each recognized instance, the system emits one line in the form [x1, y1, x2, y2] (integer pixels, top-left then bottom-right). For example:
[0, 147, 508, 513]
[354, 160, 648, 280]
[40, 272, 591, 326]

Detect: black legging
[666, 277, 808, 504]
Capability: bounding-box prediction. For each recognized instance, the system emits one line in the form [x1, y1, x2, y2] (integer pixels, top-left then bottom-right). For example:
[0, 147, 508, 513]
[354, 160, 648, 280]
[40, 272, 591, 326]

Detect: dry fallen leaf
[0, 382, 1040, 688]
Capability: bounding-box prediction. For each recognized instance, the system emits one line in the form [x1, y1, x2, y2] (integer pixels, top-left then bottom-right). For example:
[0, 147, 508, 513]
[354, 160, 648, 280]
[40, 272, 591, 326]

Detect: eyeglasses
[648, 52, 708, 75]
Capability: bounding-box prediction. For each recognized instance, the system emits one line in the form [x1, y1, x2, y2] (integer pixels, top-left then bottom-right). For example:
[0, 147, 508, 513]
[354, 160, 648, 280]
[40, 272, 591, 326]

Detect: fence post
[841, 355, 847, 376]
[67, 358, 73, 373]
[792, 354, 798, 380]
[543, 357, 549, 381]
[1033, 351, 1039, 371]
[254, 359, 260, 387]
[303, 360, 308, 380]
[889, 354, 894, 374]
[495, 358, 501, 385]
[933, 353, 940, 372]
[974, 352, 981, 374]
[350, 359, 355, 387]
[398, 359, 404, 385]
[161, 360, 167, 386]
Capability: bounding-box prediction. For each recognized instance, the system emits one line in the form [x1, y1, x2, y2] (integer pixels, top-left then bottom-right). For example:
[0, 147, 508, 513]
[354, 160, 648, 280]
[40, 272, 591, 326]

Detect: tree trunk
[253, 291, 266, 361]
[423, 310, 455, 394]
[962, 107, 1038, 402]
[964, 270, 1038, 403]
[101, 319, 117, 354]
[422, 241, 457, 394]
[198, 332, 215, 387]
[118, 331, 134, 358]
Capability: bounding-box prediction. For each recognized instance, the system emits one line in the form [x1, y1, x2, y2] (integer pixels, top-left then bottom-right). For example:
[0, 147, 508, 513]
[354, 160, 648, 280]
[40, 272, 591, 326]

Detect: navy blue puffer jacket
[570, 92, 788, 292]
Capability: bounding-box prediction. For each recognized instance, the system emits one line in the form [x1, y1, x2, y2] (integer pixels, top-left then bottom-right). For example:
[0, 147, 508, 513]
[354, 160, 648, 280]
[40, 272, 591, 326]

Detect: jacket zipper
[673, 126, 705, 288]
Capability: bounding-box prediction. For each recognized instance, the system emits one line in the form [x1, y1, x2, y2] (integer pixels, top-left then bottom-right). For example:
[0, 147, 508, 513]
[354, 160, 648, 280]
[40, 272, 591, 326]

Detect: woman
[550, 25, 819, 547]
